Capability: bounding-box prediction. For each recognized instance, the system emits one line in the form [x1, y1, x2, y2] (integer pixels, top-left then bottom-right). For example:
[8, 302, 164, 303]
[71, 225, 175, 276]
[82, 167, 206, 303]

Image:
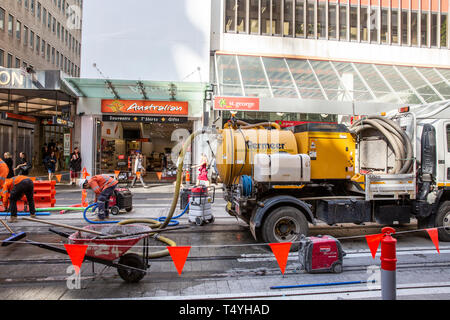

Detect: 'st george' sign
[214, 97, 260, 111]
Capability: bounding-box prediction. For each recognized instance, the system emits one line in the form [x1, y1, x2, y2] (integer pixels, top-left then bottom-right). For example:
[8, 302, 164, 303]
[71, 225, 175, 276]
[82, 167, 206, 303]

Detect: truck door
[443, 122, 450, 185]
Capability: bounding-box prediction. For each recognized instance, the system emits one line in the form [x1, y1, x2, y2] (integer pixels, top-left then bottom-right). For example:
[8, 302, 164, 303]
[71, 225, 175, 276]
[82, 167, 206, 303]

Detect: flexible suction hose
[351, 115, 413, 174]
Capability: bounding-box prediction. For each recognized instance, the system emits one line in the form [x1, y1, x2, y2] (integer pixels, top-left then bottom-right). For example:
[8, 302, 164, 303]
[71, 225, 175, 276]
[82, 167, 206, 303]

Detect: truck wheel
[436, 201, 450, 242]
[261, 206, 308, 251]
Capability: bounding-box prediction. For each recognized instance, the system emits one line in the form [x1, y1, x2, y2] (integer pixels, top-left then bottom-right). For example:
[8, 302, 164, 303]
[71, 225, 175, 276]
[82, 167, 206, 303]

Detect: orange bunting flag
[365, 234, 384, 259]
[56, 174, 62, 182]
[426, 228, 440, 254]
[269, 242, 292, 274]
[167, 246, 191, 275]
[64, 244, 88, 275]
[114, 170, 120, 178]
[156, 172, 162, 180]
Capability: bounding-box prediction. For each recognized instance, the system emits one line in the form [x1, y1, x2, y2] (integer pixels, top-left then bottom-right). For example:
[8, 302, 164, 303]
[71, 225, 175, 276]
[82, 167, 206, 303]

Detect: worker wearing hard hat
[2, 176, 36, 223]
[80, 175, 118, 220]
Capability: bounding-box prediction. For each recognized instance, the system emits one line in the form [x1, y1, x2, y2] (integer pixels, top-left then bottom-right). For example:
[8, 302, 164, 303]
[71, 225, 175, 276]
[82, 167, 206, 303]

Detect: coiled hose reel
[350, 115, 414, 174]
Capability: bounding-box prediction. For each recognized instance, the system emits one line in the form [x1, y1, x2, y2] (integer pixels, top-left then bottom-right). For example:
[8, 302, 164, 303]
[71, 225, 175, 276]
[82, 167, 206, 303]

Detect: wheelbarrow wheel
[110, 206, 120, 216]
[117, 253, 146, 283]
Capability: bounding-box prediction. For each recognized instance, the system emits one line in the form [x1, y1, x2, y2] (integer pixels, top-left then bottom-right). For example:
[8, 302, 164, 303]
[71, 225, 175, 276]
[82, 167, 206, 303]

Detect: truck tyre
[261, 206, 308, 252]
[436, 201, 450, 242]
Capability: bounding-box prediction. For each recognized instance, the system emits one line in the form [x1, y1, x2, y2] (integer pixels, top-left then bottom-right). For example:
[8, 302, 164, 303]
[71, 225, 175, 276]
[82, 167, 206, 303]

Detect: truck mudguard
[251, 195, 315, 230]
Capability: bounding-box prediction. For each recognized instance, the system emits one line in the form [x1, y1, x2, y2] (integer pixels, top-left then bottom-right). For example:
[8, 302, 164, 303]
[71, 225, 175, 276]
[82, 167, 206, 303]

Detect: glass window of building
[41, 39, 45, 57]
[391, 5, 399, 44]
[52, 47, 55, 64]
[0, 8, 4, 31]
[30, 30, 34, 48]
[237, 0, 246, 33]
[216, 54, 242, 96]
[329, 1, 337, 39]
[295, 0, 305, 37]
[306, 0, 315, 38]
[318, 0, 326, 38]
[52, 17, 56, 33]
[441, 13, 448, 47]
[262, 57, 298, 98]
[286, 59, 326, 99]
[15, 58, 20, 68]
[381, 7, 388, 43]
[7, 53, 12, 68]
[23, 26, 28, 45]
[370, 4, 378, 43]
[272, 0, 282, 35]
[25, 0, 28, 9]
[8, 15, 13, 36]
[48, 12, 51, 29]
[350, 4, 358, 41]
[411, 10, 418, 45]
[401, 8, 408, 44]
[237, 55, 271, 97]
[16, 20, 21, 41]
[261, 0, 270, 35]
[430, 12, 437, 47]
[421, 11, 428, 46]
[43, 8, 46, 26]
[31, 0, 35, 15]
[37, 2, 41, 19]
[339, 2, 348, 40]
[0, 49, 4, 67]
[47, 43, 50, 61]
[284, 0, 294, 36]
[249, 0, 259, 34]
[36, 35, 40, 53]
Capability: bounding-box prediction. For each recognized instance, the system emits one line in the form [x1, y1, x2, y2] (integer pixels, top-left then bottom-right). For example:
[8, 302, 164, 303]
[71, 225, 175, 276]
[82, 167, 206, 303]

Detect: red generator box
[298, 235, 346, 274]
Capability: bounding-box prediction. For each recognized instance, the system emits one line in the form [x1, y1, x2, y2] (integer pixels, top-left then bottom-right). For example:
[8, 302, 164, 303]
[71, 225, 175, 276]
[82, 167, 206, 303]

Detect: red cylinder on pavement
[381, 227, 397, 271]
[380, 227, 397, 300]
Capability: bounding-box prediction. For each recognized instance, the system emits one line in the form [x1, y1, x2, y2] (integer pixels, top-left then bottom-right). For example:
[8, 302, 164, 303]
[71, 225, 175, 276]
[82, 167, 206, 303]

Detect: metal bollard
[380, 227, 397, 300]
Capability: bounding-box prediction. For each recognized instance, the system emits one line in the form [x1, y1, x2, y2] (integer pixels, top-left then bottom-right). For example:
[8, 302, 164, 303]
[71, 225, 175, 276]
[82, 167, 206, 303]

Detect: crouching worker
[2, 176, 36, 223]
[80, 175, 118, 221]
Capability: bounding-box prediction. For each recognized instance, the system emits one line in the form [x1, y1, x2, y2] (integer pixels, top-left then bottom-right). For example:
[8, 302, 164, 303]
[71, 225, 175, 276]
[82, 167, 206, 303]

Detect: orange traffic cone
[186, 170, 190, 184]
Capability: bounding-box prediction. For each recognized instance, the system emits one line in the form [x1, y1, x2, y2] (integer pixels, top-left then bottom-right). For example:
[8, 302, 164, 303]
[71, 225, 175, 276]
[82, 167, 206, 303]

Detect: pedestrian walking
[15, 152, 31, 176]
[131, 152, 147, 188]
[79, 175, 118, 221]
[3, 152, 14, 178]
[69, 147, 82, 185]
[44, 151, 57, 181]
[192, 153, 210, 187]
[2, 176, 36, 223]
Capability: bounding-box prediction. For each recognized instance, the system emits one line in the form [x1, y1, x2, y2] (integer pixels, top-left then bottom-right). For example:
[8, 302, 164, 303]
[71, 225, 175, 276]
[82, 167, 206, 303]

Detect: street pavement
[0, 182, 449, 301]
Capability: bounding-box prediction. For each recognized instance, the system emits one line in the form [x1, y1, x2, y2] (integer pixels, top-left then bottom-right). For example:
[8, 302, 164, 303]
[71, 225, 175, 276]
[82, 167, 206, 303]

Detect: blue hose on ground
[158, 203, 190, 226]
[270, 280, 375, 290]
[83, 203, 120, 224]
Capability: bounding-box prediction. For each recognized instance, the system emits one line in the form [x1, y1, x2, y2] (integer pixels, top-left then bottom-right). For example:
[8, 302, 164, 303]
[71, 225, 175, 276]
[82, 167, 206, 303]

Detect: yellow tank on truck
[216, 127, 298, 186]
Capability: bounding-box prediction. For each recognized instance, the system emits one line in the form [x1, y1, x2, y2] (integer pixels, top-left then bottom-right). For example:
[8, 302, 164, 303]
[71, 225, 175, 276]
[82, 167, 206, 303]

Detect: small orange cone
[156, 172, 162, 180]
[56, 174, 62, 182]
[114, 170, 120, 178]
[186, 170, 190, 183]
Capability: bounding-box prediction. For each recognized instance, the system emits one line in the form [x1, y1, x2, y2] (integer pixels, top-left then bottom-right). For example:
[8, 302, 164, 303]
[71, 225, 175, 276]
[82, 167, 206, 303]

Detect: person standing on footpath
[192, 153, 210, 187]
[44, 151, 57, 181]
[131, 151, 147, 188]
[69, 147, 82, 186]
[15, 152, 31, 176]
[3, 153, 14, 178]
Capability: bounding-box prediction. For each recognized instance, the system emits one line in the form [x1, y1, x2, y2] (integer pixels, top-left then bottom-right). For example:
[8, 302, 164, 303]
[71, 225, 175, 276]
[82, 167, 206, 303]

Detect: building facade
[211, 0, 450, 124]
[0, 0, 82, 76]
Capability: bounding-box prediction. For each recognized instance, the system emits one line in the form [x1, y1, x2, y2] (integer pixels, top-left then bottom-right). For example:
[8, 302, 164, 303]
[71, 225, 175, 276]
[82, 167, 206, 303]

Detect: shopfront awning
[214, 53, 450, 107]
[64, 78, 211, 101]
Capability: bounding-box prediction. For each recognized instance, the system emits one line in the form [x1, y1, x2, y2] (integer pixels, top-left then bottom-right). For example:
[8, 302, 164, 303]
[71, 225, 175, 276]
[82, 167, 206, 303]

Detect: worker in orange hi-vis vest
[79, 175, 118, 221]
[2, 176, 36, 223]
[0, 158, 10, 189]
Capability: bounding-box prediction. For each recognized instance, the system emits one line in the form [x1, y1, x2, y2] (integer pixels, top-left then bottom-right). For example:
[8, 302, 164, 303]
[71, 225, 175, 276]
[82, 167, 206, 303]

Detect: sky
[80, 0, 211, 82]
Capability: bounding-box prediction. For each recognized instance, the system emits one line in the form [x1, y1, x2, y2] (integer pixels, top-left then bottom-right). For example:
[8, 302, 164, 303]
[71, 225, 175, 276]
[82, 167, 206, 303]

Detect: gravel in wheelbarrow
[68, 224, 152, 261]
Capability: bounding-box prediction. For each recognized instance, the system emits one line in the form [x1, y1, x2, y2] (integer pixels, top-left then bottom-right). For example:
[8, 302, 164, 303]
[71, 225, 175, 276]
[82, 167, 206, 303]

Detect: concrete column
[12, 102, 18, 168]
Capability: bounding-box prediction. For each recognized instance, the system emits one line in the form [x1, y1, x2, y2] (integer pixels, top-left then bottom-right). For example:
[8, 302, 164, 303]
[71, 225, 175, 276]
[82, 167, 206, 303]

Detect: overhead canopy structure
[214, 53, 450, 106]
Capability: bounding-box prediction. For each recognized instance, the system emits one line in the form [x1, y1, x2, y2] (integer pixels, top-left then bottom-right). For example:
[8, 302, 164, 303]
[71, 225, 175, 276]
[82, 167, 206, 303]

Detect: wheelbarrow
[26, 224, 153, 283]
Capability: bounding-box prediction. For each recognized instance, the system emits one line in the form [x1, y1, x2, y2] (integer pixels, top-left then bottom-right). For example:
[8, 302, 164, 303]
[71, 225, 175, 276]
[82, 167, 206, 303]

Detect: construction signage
[101, 99, 189, 116]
